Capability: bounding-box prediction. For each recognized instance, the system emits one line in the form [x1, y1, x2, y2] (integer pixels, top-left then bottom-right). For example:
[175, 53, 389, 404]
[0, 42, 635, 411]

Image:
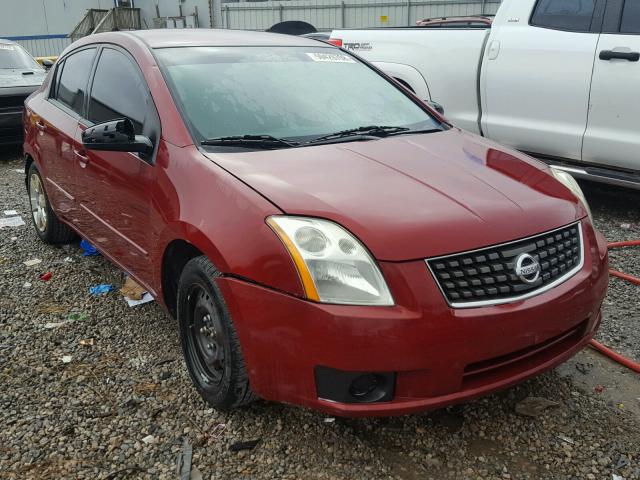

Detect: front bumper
[218, 220, 608, 417]
[0, 108, 23, 145]
[0, 85, 39, 145]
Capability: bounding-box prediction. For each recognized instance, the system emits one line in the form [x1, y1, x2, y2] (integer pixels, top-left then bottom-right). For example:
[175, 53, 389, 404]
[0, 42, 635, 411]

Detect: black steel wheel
[185, 285, 226, 387]
[177, 256, 256, 409]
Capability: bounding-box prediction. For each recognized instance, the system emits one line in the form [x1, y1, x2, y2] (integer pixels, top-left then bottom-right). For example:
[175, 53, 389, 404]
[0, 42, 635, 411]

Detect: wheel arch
[24, 153, 35, 187]
[161, 238, 207, 319]
[371, 61, 432, 101]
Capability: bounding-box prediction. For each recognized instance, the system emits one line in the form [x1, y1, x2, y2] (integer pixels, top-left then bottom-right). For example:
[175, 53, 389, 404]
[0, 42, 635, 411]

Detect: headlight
[550, 167, 592, 221]
[267, 216, 394, 306]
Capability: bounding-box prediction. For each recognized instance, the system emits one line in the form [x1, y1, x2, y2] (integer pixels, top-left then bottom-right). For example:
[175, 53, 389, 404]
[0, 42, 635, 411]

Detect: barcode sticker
[306, 52, 355, 63]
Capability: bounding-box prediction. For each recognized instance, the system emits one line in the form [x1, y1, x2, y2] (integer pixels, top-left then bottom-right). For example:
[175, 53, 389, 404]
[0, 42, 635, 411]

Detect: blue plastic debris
[89, 284, 113, 296]
[80, 239, 100, 256]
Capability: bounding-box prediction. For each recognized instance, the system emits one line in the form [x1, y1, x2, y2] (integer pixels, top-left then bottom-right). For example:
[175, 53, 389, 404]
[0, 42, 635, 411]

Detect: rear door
[481, 0, 604, 160]
[582, 0, 640, 172]
[74, 45, 160, 285]
[38, 47, 97, 221]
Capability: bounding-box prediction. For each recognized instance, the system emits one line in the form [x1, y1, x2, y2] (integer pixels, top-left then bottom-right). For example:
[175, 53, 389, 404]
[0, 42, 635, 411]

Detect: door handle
[35, 121, 46, 131]
[73, 148, 90, 168]
[599, 50, 640, 62]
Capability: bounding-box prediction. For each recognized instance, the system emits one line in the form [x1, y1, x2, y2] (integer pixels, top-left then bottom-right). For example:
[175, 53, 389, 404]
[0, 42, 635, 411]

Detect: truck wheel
[177, 256, 256, 409]
[27, 163, 77, 244]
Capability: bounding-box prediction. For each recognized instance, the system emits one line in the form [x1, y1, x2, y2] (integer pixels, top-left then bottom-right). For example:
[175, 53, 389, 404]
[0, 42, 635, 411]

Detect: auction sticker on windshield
[306, 52, 355, 63]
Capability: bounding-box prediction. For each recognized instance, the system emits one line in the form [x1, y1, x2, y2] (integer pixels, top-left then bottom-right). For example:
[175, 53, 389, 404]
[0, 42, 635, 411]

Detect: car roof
[127, 29, 326, 48]
[0, 38, 18, 45]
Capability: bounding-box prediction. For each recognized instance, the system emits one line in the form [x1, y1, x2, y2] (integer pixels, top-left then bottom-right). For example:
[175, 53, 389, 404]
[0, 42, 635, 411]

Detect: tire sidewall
[177, 259, 235, 407]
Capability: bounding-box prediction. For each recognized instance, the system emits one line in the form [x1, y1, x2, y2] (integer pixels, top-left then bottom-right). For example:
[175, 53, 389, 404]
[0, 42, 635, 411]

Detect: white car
[332, 0, 640, 188]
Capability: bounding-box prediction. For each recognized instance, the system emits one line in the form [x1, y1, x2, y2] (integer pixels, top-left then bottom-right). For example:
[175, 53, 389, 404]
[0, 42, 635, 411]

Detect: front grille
[427, 222, 583, 307]
[0, 95, 28, 109]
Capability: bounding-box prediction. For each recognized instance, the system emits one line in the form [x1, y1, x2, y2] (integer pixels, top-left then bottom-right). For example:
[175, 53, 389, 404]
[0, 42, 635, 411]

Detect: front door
[482, 0, 604, 160]
[582, 0, 640, 172]
[74, 46, 160, 288]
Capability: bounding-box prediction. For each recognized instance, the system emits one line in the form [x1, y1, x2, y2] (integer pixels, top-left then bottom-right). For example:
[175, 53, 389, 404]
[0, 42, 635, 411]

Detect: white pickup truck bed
[333, 28, 489, 134]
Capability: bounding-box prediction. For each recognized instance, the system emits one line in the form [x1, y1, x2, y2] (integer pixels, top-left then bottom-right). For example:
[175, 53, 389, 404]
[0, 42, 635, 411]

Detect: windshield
[0, 43, 42, 70]
[154, 46, 442, 148]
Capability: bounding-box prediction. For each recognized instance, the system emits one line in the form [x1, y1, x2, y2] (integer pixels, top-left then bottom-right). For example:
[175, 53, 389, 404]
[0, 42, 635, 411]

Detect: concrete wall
[1, 0, 214, 55]
[1, 0, 114, 56]
[0, 0, 114, 37]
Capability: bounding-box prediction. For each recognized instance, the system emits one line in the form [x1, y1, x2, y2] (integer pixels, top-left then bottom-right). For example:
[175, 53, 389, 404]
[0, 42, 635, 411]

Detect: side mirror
[82, 118, 153, 154]
[41, 58, 54, 69]
[425, 100, 445, 115]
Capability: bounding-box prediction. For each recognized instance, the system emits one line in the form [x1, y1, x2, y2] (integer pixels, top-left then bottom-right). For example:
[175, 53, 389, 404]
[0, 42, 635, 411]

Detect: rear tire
[27, 163, 77, 244]
[177, 256, 256, 409]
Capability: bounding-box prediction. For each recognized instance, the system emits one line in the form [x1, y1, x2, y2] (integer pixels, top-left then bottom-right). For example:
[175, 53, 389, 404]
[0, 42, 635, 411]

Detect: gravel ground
[1, 148, 639, 480]
[582, 181, 640, 364]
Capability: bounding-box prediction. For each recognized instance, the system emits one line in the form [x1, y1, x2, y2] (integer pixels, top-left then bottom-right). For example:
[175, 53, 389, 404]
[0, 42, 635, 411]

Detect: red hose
[587, 239, 640, 373]
[607, 239, 640, 248]
[609, 269, 640, 286]
[589, 340, 640, 374]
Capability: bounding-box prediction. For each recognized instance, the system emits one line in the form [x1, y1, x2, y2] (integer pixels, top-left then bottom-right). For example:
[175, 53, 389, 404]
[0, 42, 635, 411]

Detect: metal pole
[481, 0, 486, 14]
[341, 0, 345, 27]
[210, 0, 223, 28]
[406, 0, 411, 26]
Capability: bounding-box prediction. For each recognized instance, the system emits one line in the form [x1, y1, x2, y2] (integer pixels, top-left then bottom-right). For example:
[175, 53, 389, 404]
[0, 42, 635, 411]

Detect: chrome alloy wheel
[29, 173, 48, 233]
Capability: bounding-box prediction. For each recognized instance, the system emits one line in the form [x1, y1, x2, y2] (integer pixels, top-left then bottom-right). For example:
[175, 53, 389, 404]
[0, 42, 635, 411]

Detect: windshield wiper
[304, 125, 411, 145]
[201, 134, 299, 149]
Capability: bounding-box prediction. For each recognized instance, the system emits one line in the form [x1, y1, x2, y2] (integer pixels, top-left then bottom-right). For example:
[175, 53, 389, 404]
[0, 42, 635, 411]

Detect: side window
[88, 48, 149, 134]
[621, 1, 640, 33]
[54, 48, 96, 115]
[531, 0, 596, 32]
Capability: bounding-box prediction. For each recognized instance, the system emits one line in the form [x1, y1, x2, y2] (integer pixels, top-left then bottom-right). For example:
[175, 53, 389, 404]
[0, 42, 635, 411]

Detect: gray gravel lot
[583, 181, 640, 365]
[1, 148, 639, 480]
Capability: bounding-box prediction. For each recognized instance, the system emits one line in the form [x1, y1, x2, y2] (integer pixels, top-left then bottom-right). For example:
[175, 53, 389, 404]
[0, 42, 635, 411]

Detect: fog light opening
[348, 373, 387, 402]
[314, 366, 395, 404]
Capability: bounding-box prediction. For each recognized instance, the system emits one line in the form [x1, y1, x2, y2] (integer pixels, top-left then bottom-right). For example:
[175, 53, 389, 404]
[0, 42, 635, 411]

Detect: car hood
[204, 129, 584, 261]
[0, 68, 46, 88]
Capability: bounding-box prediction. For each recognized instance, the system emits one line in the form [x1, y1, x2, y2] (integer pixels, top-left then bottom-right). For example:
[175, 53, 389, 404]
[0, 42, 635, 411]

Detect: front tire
[177, 256, 256, 409]
[27, 163, 77, 244]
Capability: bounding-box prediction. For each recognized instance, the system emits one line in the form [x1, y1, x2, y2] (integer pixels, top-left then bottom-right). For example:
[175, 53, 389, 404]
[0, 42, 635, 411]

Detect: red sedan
[23, 30, 608, 417]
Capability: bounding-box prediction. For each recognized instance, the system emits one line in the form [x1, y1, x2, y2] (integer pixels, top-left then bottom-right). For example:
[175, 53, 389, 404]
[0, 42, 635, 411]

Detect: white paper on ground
[45, 321, 69, 329]
[125, 292, 154, 307]
[0, 216, 25, 228]
[3, 210, 18, 216]
[23, 258, 42, 267]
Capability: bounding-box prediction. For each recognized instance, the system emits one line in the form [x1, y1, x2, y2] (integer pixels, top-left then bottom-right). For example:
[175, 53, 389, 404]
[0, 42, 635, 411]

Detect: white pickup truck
[331, 0, 640, 188]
